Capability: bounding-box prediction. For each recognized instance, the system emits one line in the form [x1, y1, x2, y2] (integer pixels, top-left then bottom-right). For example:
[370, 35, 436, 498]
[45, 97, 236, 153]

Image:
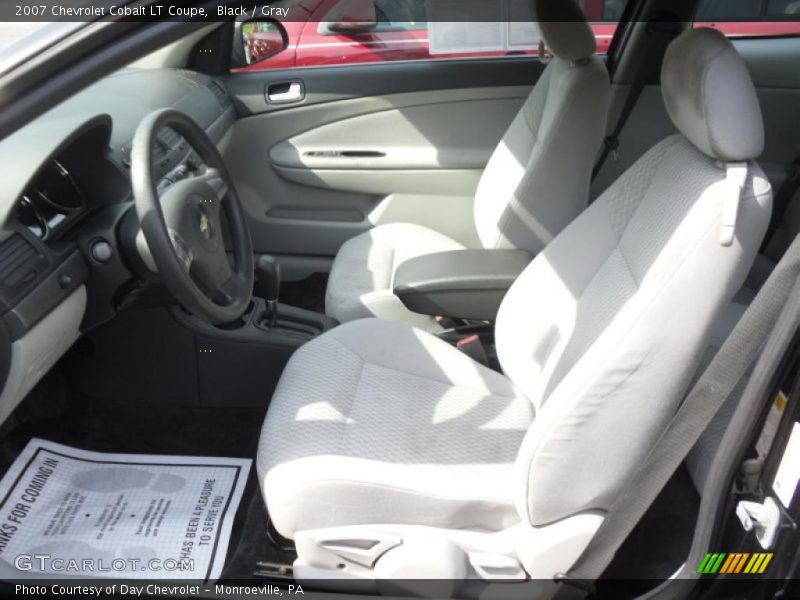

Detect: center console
[393, 249, 533, 321]
[172, 297, 337, 348]
[164, 249, 534, 407]
[162, 254, 337, 408]
[173, 253, 337, 349]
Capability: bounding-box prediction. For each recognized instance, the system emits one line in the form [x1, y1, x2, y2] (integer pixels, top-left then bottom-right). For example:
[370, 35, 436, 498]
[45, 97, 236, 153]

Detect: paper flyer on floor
[0, 439, 251, 581]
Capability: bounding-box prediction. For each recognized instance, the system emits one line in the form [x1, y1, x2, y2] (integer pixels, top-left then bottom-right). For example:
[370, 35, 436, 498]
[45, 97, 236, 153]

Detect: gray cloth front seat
[325, 0, 611, 330]
[258, 29, 772, 584]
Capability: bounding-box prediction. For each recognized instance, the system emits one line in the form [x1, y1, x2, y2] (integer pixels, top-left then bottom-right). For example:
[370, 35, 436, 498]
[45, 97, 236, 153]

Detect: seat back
[473, 0, 610, 255]
[494, 28, 773, 526]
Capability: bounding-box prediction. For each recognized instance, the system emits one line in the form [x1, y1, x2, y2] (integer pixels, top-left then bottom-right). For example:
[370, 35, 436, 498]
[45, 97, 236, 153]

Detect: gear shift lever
[256, 255, 281, 328]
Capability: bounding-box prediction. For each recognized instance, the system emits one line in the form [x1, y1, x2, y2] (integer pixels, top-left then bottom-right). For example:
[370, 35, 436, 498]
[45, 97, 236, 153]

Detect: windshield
[0, 1, 119, 70]
[0, 22, 48, 54]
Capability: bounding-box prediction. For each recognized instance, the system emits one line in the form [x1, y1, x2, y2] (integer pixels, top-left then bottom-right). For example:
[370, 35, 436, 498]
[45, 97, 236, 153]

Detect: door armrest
[393, 249, 533, 321]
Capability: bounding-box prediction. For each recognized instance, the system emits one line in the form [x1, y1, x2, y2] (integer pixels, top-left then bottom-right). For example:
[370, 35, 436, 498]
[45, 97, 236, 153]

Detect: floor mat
[599, 465, 700, 597]
[0, 438, 250, 582]
[221, 486, 295, 580]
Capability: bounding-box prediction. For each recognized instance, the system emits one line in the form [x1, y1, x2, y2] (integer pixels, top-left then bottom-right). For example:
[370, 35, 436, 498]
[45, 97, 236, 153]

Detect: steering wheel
[131, 109, 254, 324]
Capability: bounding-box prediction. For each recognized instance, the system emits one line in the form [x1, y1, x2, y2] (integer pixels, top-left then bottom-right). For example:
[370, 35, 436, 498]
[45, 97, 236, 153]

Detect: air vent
[119, 144, 131, 168]
[0, 234, 46, 294]
[152, 143, 167, 164]
[207, 80, 232, 109]
[159, 127, 181, 147]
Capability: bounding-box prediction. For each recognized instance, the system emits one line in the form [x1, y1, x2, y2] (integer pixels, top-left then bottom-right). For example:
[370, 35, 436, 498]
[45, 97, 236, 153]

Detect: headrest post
[720, 162, 748, 247]
[538, 39, 551, 65]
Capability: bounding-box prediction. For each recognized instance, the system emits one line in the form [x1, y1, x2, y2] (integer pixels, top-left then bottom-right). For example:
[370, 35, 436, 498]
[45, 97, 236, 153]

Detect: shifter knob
[256, 255, 281, 327]
[256, 254, 281, 303]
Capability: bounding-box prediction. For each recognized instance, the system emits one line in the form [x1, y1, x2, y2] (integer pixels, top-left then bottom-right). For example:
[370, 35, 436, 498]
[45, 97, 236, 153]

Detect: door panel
[226, 57, 544, 115]
[271, 166, 484, 196]
[223, 58, 545, 279]
[269, 98, 520, 171]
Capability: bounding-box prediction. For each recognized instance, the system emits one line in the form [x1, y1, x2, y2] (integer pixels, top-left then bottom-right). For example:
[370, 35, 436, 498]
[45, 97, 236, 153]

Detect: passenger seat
[324, 0, 611, 330]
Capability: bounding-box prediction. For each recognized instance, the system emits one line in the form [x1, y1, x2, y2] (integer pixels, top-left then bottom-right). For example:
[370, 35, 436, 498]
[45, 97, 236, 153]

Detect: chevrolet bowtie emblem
[199, 212, 211, 238]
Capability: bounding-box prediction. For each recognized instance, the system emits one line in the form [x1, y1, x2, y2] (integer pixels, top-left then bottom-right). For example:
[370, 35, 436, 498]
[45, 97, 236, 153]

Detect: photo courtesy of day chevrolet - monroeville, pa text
[0, 1, 798, 599]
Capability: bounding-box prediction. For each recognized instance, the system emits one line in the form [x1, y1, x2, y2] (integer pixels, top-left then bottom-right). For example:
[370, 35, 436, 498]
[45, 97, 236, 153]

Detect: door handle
[304, 150, 387, 158]
[266, 81, 304, 104]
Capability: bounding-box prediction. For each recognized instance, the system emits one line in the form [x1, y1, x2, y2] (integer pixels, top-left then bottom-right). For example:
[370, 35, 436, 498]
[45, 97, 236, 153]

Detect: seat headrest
[532, 0, 596, 62]
[661, 28, 764, 162]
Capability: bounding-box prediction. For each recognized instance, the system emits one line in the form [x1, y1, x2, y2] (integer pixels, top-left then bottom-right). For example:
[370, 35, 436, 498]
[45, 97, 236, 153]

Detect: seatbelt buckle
[456, 334, 489, 366]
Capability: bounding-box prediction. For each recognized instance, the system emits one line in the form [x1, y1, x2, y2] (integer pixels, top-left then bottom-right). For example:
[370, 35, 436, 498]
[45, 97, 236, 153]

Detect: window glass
[0, 22, 48, 55]
[373, 0, 426, 30]
[766, 0, 800, 16]
[601, 0, 627, 21]
[232, 0, 625, 72]
[580, 0, 626, 22]
[693, 0, 800, 39]
[696, 0, 762, 20]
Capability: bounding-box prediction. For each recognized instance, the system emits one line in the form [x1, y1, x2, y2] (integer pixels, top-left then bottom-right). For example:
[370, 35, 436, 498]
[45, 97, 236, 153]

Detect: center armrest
[393, 249, 533, 321]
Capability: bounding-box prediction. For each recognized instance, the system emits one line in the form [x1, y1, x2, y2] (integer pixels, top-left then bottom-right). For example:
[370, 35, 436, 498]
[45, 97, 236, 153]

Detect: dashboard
[15, 118, 125, 245]
[0, 67, 237, 423]
[18, 160, 84, 241]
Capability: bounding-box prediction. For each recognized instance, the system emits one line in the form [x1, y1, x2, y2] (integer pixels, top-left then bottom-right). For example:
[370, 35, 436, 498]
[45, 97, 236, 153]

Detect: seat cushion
[257, 318, 533, 539]
[325, 223, 465, 329]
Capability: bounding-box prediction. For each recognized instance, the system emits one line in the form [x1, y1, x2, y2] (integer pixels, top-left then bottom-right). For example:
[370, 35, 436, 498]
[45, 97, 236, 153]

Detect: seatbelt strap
[591, 22, 678, 182]
[762, 154, 800, 251]
[554, 233, 800, 597]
